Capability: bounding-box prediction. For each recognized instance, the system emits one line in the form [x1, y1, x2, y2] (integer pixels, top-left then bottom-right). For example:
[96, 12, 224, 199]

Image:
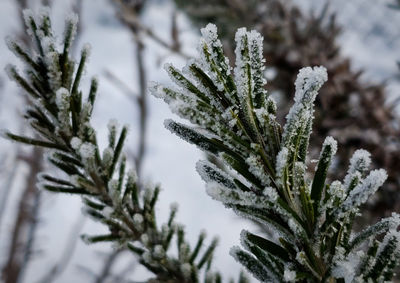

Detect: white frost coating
[246, 154, 270, 186]
[41, 36, 56, 54]
[234, 27, 252, 101]
[321, 181, 345, 214]
[126, 169, 137, 183]
[339, 169, 387, 216]
[331, 250, 364, 283]
[55, 87, 70, 109]
[294, 66, 328, 104]
[248, 29, 267, 102]
[141, 251, 152, 263]
[200, 23, 220, 47]
[284, 267, 296, 282]
[288, 218, 304, 238]
[45, 51, 62, 90]
[133, 213, 143, 224]
[180, 263, 192, 278]
[102, 206, 113, 218]
[344, 149, 371, 188]
[141, 234, 149, 246]
[206, 181, 277, 208]
[66, 12, 79, 28]
[107, 119, 119, 132]
[102, 147, 114, 167]
[198, 24, 232, 95]
[196, 159, 236, 189]
[108, 179, 118, 196]
[282, 66, 327, 144]
[22, 9, 35, 37]
[70, 137, 82, 150]
[79, 142, 96, 159]
[153, 245, 165, 258]
[315, 136, 337, 172]
[148, 81, 164, 99]
[38, 6, 51, 22]
[349, 149, 371, 173]
[82, 43, 91, 58]
[322, 136, 338, 156]
[276, 147, 289, 183]
[254, 107, 269, 125]
[64, 12, 79, 47]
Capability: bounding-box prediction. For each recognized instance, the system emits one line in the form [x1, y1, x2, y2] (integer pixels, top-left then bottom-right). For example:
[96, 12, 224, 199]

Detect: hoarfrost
[332, 250, 364, 283]
[344, 149, 371, 187]
[180, 263, 192, 278]
[322, 136, 338, 156]
[339, 169, 387, 217]
[284, 267, 296, 282]
[141, 234, 149, 246]
[276, 147, 289, 182]
[79, 142, 96, 160]
[206, 182, 276, 208]
[22, 9, 36, 37]
[294, 66, 328, 104]
[246, 154, 270, 186]
[153, 245, 165, 259]
[102, 206, 113, 218]
[70, 137, 82, 150]
[133, 213, 143, 225]
[55, 87, 70, 109]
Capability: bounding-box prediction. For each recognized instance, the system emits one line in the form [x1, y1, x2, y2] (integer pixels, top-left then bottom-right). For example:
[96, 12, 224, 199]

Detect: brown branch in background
[1, 147, 43, 283]
[0, 145, 19, 230]
[94, 249, 125, 283]
[132, 33, 147, 176]
[116, 1, 190, 59]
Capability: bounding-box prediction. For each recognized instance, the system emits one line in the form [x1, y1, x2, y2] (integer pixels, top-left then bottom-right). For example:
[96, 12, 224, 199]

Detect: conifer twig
[152, 23, 400, 282]
[4, 9, 240, 283]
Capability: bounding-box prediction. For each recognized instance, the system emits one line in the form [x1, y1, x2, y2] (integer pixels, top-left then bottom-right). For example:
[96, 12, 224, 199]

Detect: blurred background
[0, 0, 400, 282]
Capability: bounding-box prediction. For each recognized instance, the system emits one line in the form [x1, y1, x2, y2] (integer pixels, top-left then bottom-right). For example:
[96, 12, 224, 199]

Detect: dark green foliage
[153, 24, 400, 282]
[4, 10, 247, 282]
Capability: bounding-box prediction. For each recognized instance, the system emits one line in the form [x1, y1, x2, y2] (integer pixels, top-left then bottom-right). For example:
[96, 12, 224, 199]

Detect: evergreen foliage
[3, 10, 248, 282]
[152, 24, 400, 282]
[175, 0, 400, 225]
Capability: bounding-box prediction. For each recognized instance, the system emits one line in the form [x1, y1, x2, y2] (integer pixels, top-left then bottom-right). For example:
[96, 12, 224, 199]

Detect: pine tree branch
[4, 9, 240, 283]
[153, 23, 400, 282]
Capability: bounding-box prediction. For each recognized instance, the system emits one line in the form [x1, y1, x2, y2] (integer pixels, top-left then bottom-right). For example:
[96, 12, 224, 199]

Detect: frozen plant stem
[4, 11, 246, 283]
[152, 23, 400, 282]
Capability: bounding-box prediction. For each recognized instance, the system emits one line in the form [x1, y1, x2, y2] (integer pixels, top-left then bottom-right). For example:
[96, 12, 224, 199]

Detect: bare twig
[115, 0, 191, 59]
[1, 147, 43, 283]
[94, 249, 125, 283]
[103, 70, 138, 102]
[0, 150, 19, 229]
[132, 34, 147, 176]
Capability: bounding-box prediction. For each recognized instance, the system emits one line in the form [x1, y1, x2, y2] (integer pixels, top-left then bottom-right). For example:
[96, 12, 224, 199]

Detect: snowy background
[0, 0, 399, 282]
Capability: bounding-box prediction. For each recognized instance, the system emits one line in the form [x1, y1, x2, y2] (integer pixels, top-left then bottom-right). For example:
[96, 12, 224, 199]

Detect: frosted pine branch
[153, 24, 400, 282]
[3, 11, 249, 283]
